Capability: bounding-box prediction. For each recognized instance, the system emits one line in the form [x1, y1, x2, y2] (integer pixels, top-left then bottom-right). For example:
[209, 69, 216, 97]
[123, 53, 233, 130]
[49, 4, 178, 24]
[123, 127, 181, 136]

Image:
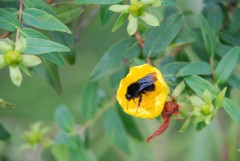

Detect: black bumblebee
[125, 72, 157, 107]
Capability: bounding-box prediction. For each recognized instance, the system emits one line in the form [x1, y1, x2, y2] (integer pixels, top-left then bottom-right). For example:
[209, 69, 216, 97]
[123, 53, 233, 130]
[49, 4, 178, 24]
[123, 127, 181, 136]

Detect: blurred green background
[0, 0, 240, 161]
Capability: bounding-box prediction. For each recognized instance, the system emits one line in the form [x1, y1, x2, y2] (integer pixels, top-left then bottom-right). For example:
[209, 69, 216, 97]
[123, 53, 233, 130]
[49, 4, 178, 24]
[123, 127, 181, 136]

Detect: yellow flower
[117, 64, 169, 119]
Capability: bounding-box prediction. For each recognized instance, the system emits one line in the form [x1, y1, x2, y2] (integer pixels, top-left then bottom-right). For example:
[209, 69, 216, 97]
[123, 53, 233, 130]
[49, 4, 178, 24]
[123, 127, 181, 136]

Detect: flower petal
[9, 66, 22, 87]
[15, 37, 27, 52]
[140, 12, 159, 26]
[22, 55, 41, 66]
[0, 55, 6, 69]
[109, 5, 130, 13]
[127, 14, 138, 35]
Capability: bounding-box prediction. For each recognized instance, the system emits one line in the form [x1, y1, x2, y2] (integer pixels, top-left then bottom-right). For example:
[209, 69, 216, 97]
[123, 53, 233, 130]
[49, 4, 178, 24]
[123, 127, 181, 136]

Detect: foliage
[0, 0, 240, 161]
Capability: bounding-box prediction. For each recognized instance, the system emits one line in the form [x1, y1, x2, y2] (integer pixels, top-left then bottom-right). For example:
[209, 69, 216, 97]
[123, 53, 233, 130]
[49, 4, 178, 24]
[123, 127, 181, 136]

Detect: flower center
[129, 2, 145, 17]
[4, 50, 22, 67]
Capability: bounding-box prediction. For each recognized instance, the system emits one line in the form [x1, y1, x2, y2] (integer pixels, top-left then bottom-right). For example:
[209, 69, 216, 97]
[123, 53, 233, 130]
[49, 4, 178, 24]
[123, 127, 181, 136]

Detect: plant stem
[210, 57, 215, 81]
[15, 0, 23, 42]
[1, 32, 12, 39]
[76, 97, 116, 134]
[134, 31, 153, 65]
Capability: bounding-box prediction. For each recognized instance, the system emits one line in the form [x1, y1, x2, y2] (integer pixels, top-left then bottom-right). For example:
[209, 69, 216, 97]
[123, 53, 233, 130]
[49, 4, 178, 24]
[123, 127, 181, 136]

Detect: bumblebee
[125, 72, 157, 107]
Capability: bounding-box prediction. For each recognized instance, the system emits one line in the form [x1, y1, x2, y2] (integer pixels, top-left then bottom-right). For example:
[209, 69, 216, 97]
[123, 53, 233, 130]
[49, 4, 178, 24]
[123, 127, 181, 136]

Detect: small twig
[210, 57, 215, 81]
[15, 0, 23, 42]
[134, 31, 144, 48]
[76, 97, 116, 134]
[134, 31, 153, 65]
[75, 5, 99, 43]
[46, 0, 55, 4]
[171, 44, 189, 56]
[0, 32, 12, 39]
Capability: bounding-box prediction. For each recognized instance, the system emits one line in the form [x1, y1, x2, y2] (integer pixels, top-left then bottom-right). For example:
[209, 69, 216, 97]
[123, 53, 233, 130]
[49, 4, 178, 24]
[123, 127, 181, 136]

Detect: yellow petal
[117, 64, 169, 119]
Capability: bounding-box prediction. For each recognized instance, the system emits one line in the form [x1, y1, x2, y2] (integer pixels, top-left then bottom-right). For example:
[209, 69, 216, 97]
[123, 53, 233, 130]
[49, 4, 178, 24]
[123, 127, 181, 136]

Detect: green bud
[203, 90, 212, 105]
[130, 2, 145, 17]
[23, 131, 41, 145]
[215, 87, 227, 108]
[201, 104, 213, 115]
[4, 50, 22, 67]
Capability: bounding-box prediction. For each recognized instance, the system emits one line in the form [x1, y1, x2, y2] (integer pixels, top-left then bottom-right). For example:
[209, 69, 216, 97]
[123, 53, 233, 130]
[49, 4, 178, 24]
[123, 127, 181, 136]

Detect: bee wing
[137, 72, 157, 92]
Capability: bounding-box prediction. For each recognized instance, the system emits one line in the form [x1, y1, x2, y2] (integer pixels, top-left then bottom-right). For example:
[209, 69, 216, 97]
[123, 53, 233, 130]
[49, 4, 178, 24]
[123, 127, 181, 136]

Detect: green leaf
[100, 5, 115, 26]
[230, 8, 240, 33]
[172, 26, 199, 46]
[0, 98, 15, 109]
[24, 38, 70, 55]
[215, 87, 227, 108]
[103, 108, 131, 155]
[51, 144, 69, 161]
[223, 98, 240, 127]
[220, 32, 240, 46]
[54, 105, 75, 132]
[53, 4, 84, 24]
[41, 53, 64, 66]
[23, 0, 56, 15]
[200, 15, 216, 57]
[69, 136, 88, 161]
[75, 0, 123, 4]
[178, 117, 191, 133]
[184, 75, 218, 97]
[227, 74, 240, 91]
[160, 62, 188, 87]
[215, 47, 240, 85]
[162, 0, 177, 7]
[143, 13, 185, 57]
[20, 28, 48, 39]
[176, 61, 212, 77]
[90, 38, 140, 82]
[22, 8, 71, 33]
[33, 60, 62, 93]
[54, 132, 78, 149]
[81, 82, 98, 119]
[117, 105, 144, 141]
[49, 31, 76, 65]
[204, 3, 223, 32]
[112, 13, 127, 32]
[0, 124, 10, 141]
[0, 8, 19, 31]
[20, 29, 65, 66]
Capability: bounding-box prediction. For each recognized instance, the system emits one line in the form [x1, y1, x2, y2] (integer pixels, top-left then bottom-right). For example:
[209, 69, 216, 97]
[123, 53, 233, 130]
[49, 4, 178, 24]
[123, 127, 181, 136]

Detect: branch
[134, 31, 153, 65]
[75, 97, 116, 134]
[75, 5, 99, 43]
[15, 0, 23, 42]
[0, 32, 12, 39]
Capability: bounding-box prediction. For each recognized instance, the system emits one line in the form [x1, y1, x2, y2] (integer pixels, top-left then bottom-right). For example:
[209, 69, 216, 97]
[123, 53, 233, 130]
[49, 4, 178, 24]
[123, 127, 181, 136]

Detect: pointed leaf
[103, 108, 131, 155]
[223, 98, 240, 127]
[23, 0, 56, 15]
[112, 13, 128, 32]
[0, 8, 19, 31]
[22, 8, 71, 33]
[100, 5, 115, 25]
[54, 105, 75, 132]
[24, 38, 70, 55]
[0, 124, 10, 141]
[215, 47, 240, 85]
[200, 15, 216, 57]
[90, 38, 140, 82]
[184, 75, 218, 97]
[176, 61, 212, 77]
[143, 13, 185, 57]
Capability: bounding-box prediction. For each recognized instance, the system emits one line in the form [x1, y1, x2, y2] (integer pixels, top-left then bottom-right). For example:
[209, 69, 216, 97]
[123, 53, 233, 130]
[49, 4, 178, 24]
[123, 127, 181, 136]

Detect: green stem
[15, 0, 23, 42]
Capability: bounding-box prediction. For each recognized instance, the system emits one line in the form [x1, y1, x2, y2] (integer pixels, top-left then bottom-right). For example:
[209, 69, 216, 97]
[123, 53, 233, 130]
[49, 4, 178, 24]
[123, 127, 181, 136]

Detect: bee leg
[136, 95, 142, 112]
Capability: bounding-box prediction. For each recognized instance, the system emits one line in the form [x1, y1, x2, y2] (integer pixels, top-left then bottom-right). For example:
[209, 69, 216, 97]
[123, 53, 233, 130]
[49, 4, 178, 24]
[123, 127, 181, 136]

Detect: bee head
[125, 93, 132, 100]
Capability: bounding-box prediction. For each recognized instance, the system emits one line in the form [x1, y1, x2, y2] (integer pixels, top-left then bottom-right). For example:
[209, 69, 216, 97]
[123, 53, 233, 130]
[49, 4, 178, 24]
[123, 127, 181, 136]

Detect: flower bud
[4, 50, 22, 67]
[129, 2, 145, 17]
